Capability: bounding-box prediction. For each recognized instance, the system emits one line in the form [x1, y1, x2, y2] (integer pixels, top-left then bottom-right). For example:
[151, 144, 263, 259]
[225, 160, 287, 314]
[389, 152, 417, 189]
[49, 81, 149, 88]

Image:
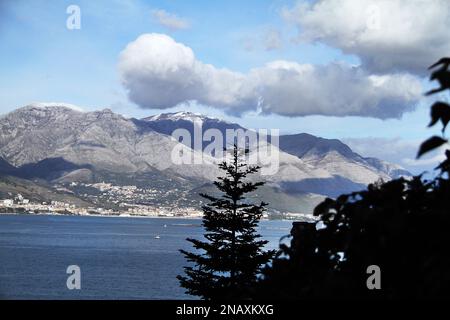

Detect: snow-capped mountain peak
[0, 104, 413, 214]
[25, 102, 85, 112]
[144, 111, 214, 123]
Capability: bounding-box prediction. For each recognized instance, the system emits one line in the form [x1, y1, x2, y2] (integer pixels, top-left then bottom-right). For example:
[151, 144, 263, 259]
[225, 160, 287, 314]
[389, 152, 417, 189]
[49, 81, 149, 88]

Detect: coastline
[0, 211, 307, 222]
[0, 211, 202, 220]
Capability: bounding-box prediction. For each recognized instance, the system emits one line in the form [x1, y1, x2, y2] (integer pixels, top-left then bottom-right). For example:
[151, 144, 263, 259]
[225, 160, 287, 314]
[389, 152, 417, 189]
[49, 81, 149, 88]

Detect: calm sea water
[0, 214, 293, 300]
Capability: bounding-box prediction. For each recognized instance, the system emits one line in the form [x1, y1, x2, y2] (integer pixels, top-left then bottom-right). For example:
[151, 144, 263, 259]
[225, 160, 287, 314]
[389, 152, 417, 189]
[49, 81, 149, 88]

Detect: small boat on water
[154, 235, 161, 239]
[163, 224, 167, 228]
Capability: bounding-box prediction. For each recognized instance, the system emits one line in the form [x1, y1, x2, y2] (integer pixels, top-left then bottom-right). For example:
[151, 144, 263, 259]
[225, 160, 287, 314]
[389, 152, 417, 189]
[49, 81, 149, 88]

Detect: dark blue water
[0, 214, 292, 299]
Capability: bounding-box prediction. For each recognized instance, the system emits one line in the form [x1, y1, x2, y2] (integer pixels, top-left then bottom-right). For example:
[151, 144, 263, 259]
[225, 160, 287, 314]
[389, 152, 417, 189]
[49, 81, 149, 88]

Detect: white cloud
[118, 33, 422, 118]
[282, 0, 450, 74]
[118, 34, 250, 111]
[249, 61, 421, 118]
[402, 152, 446, 167]
[343, 137, 418, 161]
[343, 137, 447, 173]
[151, 9, 190, 31]
[240, 28, 283, 52]
[264, 29, 283, 51]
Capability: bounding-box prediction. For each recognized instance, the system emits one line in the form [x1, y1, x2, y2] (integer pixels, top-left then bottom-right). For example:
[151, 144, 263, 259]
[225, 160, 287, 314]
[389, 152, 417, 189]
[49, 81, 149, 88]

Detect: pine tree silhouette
[177, 144, 274, 300]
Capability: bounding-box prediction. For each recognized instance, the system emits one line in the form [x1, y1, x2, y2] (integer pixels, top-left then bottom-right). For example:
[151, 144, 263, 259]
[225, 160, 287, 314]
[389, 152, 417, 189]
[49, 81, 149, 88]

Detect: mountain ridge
[141, 110, 410, 181]
[0, 104, 412, 215]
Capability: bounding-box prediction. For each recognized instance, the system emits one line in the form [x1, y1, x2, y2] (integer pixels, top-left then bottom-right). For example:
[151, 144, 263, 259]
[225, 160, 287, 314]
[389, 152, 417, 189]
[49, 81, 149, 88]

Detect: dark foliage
[254, 58, 450, 299]
[177, 145, 274, 300]
[417, 136, 447, 159]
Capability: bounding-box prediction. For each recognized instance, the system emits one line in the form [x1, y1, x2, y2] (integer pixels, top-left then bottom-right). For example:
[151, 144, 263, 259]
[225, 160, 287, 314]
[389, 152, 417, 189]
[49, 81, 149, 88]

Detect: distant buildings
[0, 190, 204, 218]
[2, 199, 13, 206]
[0, 187, 301, 220]
[0, 194, 30, 207]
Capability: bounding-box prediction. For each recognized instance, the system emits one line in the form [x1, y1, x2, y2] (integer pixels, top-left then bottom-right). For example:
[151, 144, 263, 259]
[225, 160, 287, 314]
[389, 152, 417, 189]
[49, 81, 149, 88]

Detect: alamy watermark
[366, 265, 381, 290]
[366, 4, 381, 31]
[66, 265, 81, 290]
[66, 5, 81, 30]
[170, 124, 281, 176]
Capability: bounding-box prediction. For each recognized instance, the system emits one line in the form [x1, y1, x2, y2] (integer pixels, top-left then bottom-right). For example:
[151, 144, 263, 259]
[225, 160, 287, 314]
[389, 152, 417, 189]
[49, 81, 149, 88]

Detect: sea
[0, 214, 294, 299]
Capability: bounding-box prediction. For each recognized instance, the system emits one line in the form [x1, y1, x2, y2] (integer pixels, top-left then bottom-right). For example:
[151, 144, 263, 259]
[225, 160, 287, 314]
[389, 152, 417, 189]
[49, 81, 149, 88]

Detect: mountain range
[0, 103, 411, 215]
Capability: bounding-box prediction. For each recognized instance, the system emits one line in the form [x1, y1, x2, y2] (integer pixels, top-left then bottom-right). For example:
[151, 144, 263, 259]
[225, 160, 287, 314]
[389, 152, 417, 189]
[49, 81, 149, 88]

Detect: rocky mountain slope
[0, 105, 218, 181]
[143, 112, 410, 184]
[0, 104, 412, 214]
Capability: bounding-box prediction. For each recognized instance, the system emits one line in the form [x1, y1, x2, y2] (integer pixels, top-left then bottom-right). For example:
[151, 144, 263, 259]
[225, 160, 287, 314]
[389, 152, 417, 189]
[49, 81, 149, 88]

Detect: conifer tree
[177, 145, 274, 299]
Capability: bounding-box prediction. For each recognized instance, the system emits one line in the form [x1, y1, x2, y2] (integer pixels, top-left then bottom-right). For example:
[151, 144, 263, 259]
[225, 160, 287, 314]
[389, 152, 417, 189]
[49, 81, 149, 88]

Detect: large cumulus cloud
[118, 33, 422, 118]
[282, 0, 450, 75]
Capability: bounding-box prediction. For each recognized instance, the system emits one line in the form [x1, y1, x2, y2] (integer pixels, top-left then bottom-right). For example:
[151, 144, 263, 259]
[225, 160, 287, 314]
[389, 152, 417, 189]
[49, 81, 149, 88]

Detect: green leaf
[417, 136, 448, 159]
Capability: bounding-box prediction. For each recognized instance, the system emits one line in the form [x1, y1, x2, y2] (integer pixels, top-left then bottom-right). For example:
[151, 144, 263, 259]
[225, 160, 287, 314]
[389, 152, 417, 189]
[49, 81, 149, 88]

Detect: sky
[1, 0, 450, 173]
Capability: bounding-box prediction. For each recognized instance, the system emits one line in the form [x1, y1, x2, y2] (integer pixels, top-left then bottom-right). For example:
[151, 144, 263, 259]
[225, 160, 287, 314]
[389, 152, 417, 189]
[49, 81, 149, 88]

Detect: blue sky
[1, 0, 347, 112]
[1, 0, 449, 173]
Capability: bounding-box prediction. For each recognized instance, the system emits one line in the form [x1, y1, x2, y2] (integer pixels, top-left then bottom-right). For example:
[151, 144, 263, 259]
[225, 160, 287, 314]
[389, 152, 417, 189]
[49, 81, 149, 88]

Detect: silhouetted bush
[255, 58, 450, 299]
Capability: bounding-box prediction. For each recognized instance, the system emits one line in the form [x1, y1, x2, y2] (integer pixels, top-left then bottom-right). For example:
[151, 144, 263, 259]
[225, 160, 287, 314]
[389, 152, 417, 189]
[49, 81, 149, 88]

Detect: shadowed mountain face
[279, 177, 367, 198]
[0, 157, 17, 174]
[142, 111, 411, 183]
[0, 104, 412, 214]
[15, 157, 93, 180]
[278, 133, 357, 159]
[278, 133, 411, 180]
